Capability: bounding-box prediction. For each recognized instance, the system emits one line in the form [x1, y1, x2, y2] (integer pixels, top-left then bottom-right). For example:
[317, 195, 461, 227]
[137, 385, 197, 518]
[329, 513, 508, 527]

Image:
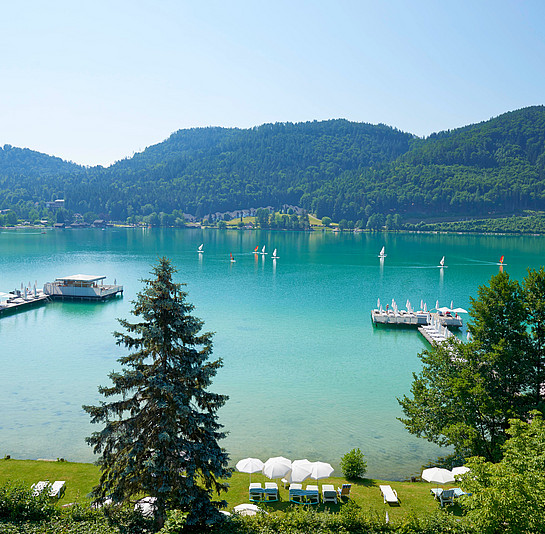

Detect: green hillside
[1, 106, 544, 227]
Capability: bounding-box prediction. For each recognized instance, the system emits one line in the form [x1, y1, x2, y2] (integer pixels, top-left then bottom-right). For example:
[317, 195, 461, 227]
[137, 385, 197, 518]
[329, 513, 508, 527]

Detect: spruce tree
[83, 257, 230, 527]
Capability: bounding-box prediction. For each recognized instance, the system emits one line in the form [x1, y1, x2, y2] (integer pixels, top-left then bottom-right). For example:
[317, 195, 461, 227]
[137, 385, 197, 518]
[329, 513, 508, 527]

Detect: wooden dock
[0, 290, 49, 316]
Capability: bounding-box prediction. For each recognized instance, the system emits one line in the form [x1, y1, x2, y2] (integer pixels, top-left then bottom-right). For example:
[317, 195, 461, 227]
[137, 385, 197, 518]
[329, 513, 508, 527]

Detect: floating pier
[0, 287, 49, 316]
[1, 275, 123, 319]
[371, 298, 465, 346]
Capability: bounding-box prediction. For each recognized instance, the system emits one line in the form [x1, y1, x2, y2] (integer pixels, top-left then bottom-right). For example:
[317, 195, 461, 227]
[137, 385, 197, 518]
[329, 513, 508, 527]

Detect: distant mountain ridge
[1, 106, 544, 224]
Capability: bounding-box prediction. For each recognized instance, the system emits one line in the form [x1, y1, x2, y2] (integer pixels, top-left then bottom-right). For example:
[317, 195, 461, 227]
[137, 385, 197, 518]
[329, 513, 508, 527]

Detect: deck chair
[49, 481, 66, 499]
[305, 485, 319, 504]
[263, 482, 278, 502]
[322, 484, 337, 504]
[439, 489, 455, 507]
[289, 483, 303, 503]
[249, 483, 263, 502]
[379, 485, 399, 505]
[337, 483, 352, 499]
[31, 481, 49, 496]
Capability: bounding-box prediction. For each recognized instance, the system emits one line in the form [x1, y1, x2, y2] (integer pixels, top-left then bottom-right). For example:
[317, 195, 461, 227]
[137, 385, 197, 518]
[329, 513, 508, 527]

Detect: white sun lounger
[31, 481, 49, 496]
[322, 484, 337, 504]
[379, 484, 399, 504]
[49, 481, 66, 498]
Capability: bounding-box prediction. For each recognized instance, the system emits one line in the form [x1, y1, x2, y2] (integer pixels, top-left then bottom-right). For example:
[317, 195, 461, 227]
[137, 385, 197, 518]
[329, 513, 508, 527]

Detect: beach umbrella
[310, 461, 334, 484]
[422, 467, 455, 489]
[377, 298, 380, 309]
[233, 503, 264, 516]
[134, 497, 157, 517]
[452, 307, 468, 314]
[236, 457, 264, 483]
[451, 466, 470, 477]
[288, 459, 313, 483]
[262, 456, 291, 480]
[438, 307, 451, 313]
[435, 300, 439, 310]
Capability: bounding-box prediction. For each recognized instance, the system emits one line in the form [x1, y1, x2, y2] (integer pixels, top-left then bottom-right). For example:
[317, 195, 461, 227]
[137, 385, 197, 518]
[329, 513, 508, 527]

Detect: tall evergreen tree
[83, 257, 230, 527]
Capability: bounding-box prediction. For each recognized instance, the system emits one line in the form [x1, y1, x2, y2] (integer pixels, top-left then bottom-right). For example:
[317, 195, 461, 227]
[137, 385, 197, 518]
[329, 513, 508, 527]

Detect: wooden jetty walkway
[0, 288, 49, 316]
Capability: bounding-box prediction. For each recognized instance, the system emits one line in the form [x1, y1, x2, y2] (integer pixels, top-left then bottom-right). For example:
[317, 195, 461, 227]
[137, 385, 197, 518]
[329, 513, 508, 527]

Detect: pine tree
[83, 257, 230, 527]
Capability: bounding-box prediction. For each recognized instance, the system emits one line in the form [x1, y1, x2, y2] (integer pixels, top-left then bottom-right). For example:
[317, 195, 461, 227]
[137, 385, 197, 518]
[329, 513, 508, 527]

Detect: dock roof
[55, 274, 106, 283]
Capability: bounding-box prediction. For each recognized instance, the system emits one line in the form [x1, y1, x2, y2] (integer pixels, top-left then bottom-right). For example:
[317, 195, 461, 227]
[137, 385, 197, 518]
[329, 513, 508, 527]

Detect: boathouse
[43, 275, 123, 300]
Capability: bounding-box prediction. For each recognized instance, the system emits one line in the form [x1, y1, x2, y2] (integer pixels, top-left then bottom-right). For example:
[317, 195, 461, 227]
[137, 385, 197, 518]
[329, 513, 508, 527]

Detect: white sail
[439, 256, 444, 267]
[273, 248, 277, 257]
[198, 244, 203, 252]
[261, 245, 267, 255]
[378, 246, 386, 257]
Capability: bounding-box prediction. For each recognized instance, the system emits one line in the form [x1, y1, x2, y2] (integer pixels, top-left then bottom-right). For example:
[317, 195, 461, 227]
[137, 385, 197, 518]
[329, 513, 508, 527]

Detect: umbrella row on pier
[235, 456, 334, 484]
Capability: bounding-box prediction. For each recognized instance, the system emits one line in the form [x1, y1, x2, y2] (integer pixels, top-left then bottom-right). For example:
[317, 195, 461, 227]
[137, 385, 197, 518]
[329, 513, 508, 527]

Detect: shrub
[0, 481, 57, 521]
[340, 448, 367, 480]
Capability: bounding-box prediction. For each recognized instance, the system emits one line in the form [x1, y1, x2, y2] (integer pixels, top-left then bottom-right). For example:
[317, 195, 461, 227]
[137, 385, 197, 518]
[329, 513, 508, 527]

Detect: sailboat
[378, 246, 386, 258]
[198, 244, 204, 253]
[499, 255, 504, 265]
[253, 246, 259, 254]
[261, 245, 267, 255]
[439, 256, 445, 267]
[272, 248, 279, 259]
[230, 253, 236, 263]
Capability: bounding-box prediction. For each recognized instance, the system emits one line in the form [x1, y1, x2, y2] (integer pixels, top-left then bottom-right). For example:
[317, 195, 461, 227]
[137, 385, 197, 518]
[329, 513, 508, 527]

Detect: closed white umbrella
[236, 457, 264, 483]
[310, 461, 334, 484]
[288, 459, 313, 483]
[262, 456, 291, 480]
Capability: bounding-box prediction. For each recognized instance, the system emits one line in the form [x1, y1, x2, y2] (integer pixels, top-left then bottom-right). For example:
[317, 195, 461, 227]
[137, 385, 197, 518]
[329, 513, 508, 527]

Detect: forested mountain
[1, 106, 545, 226]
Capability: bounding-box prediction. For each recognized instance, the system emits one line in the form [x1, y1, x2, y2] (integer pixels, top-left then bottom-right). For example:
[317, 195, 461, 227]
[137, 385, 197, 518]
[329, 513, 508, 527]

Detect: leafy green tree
[340, 448, 367, 479]
[321, 216, 332, 227]
[461, 412, 545, 534]
[399, 272, 544, 462]
[83, 258, 230, 528]
[523, 267, 545, 410]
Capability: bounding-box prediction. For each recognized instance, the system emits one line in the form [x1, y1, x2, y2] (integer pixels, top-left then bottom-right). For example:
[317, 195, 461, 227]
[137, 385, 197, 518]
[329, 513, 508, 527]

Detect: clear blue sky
[1, 0, 544, 166]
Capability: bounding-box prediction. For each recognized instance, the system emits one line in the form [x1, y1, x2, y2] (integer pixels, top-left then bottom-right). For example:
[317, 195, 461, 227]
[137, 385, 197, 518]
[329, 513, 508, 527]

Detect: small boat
[272, 248, 279, 259]
[230, 253, 236, 263]
[198, 244, 204, 253]
[439, 256, 445, 267]
[253, 246, 259, 254]
[499, 255, 504, 265]
[378, 246, 387, 258]
[261, 245, 268, 255]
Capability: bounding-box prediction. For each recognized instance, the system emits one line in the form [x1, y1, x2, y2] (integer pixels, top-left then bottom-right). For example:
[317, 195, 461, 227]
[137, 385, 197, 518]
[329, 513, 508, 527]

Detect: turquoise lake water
[1, 228, 544, 480]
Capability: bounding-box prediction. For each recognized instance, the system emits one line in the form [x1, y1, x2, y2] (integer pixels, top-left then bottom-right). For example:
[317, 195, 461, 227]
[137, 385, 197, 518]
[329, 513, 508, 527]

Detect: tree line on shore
[1, 106, 545, 232]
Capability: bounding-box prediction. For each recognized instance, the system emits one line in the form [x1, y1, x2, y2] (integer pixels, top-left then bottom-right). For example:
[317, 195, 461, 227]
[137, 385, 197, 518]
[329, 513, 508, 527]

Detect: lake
[1, 228, 544, 480]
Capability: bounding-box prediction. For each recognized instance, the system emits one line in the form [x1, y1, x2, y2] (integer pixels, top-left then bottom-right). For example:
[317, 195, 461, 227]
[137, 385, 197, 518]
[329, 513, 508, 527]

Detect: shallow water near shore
[1, 228, 544, 479]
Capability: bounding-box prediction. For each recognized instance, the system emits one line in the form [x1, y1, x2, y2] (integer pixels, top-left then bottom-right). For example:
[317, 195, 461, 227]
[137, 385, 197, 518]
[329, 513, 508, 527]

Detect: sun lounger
[322, 484, 337, 504]
[49, 481, 65, 499]
[305, 485, 319, 504]
[31, 481, 49, 496]
[439, 489, 455, 507]
[249, 483, 263, 502]
[379, 484, 399, 505]
[289, 483, 303, 503]
[263, 482, 278, 501]
[337, 483, 351, 499]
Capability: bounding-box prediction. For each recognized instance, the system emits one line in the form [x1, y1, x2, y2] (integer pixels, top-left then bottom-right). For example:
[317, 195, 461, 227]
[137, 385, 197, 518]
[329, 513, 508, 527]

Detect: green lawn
[0, 459, 462, 520]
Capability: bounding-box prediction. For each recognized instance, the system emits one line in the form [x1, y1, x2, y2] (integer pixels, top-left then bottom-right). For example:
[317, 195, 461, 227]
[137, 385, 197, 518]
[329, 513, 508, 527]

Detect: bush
[0, 481, 57, 521]
[340, 448, 367, 480]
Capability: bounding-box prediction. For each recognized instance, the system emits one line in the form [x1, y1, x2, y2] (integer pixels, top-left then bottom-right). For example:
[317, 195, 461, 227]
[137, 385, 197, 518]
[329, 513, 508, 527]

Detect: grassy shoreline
[0, 458, 459, 521]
